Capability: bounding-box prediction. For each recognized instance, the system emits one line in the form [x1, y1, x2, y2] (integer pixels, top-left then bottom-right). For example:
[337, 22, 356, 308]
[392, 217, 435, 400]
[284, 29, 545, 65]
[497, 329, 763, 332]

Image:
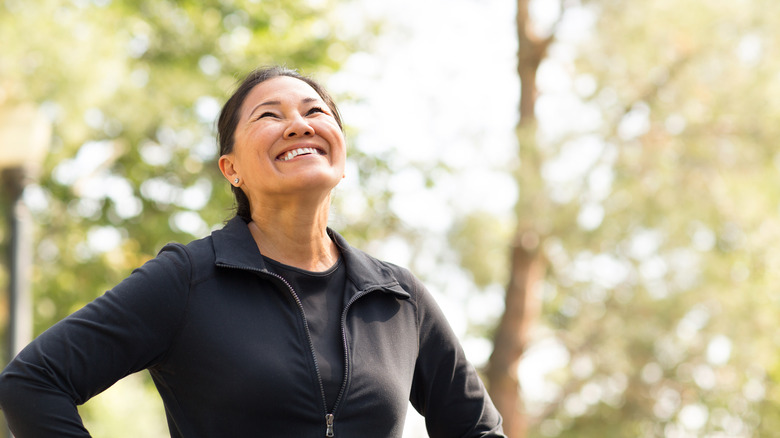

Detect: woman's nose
[284, 115, 314, 138]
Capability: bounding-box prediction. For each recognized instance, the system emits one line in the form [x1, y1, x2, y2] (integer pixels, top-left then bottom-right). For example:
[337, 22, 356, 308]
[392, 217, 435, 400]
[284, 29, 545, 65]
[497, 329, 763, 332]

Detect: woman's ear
[219, 154, 240, 186]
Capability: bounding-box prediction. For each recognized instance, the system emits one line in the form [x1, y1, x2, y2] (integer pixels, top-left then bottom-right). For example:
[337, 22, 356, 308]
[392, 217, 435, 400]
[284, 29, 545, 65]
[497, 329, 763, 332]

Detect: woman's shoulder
[150, 233, 217, 283]
[333, 234, 425, 297]
[329, 228, 418, 276]
[374, 257, 420, 288]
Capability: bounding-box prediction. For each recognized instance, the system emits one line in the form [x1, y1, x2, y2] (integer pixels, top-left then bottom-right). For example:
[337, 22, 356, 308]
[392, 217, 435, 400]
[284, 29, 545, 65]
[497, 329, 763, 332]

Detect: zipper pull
[325, 413, 335, 437]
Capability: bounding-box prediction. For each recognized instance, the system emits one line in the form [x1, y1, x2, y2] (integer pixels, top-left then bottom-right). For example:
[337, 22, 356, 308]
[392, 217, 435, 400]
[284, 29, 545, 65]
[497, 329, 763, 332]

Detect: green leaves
[0, 0, 351, 339]
[499, 0, 780, 435]
[0, 0, 360, 434]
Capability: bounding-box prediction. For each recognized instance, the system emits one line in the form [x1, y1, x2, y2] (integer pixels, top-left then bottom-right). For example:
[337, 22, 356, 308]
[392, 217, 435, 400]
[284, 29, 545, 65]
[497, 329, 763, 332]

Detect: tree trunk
[486, 233, 544, 438]
[515, 0, 552, 125]
[485, 1, 553, 436]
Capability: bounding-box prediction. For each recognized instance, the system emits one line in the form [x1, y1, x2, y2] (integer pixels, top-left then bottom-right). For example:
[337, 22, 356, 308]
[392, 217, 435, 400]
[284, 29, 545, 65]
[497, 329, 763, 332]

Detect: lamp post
[0, 103, 50, 438]
[0, 102, 51, 368]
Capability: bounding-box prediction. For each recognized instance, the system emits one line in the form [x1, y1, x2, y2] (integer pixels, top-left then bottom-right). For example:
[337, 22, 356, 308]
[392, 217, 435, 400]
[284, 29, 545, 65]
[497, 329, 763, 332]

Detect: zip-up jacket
[0, 217, 505, 437]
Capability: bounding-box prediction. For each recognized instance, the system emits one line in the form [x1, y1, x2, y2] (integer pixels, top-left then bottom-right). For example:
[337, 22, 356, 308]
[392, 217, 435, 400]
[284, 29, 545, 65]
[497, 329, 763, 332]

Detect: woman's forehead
[242, 76, 323, 110]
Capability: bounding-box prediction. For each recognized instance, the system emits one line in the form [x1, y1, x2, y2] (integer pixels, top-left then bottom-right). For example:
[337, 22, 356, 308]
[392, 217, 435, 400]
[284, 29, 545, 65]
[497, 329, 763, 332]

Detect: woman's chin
[275, 172, 343, 196]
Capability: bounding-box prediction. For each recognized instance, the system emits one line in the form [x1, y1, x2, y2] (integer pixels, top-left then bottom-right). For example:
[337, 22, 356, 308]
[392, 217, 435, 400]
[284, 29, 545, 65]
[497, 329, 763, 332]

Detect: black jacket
[0, 217, 504, 437]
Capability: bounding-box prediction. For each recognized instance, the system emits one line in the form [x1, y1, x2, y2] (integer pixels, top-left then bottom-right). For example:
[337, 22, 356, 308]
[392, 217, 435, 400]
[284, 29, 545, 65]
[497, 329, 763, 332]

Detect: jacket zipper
[325, 413, 335, 437]
[219, 262, 385, 437]
[262, 270, 335, 435]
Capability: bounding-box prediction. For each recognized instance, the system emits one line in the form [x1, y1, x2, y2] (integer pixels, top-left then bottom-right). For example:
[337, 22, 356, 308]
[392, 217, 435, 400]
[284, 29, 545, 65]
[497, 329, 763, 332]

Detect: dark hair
[217, 66, 343, 221]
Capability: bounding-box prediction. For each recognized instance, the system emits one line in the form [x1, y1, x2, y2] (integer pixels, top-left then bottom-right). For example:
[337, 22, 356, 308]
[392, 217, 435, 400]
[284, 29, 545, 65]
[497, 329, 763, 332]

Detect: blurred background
[2, 0, 780, 436]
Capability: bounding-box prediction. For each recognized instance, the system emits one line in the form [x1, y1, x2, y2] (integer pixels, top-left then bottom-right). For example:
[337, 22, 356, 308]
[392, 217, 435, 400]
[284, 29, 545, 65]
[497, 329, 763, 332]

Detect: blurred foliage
[449, 0, 780, 436]
[0, 0, 375, 435]
[545, 0, 780, 433]
[0, 0, 359, 327]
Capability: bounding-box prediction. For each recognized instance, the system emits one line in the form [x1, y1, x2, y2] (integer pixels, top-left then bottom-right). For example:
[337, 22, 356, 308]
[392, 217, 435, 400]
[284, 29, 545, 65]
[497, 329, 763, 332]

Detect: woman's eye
[255, 112, 277, 120]
[306, 107, 326, 116]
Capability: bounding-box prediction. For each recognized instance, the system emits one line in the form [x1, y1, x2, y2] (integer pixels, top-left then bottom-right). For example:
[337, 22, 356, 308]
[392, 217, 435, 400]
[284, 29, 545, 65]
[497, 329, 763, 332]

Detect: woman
[0, 66, 505, 437]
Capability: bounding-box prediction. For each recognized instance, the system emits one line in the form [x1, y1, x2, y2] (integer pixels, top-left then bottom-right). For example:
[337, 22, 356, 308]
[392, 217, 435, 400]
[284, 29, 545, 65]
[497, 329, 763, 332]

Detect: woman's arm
[0, 244, 192, 437]
[408, 276, 506, 438]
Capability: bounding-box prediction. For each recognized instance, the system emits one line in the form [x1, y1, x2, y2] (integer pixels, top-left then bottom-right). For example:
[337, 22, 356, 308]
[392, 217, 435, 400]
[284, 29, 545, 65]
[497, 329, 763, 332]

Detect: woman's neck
[248, 200, 338, 272]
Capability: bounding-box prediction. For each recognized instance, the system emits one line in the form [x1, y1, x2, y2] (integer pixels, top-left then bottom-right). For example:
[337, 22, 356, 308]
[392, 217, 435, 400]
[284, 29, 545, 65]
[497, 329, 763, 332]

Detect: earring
[233, 177, 240, 184]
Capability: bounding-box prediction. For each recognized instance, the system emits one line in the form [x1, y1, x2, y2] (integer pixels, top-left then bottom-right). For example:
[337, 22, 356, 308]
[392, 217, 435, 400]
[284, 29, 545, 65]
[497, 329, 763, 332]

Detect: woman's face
[219, 76, 346, 203]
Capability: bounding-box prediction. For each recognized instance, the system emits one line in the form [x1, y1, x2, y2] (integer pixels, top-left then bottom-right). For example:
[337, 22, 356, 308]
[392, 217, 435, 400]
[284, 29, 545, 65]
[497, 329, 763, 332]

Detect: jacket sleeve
[407, 274, 506, 438]
[0, 244, 192, 437]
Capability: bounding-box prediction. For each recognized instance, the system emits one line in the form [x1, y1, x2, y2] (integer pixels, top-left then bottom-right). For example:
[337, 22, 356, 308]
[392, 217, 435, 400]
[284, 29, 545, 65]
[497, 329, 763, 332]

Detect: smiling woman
[217, 67, 344, 219]
[0, 66, 506, 438]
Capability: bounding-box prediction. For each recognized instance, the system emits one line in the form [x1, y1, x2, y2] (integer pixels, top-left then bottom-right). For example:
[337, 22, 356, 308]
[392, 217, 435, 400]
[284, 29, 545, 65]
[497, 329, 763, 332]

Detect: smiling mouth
[277, 147, 326, 162]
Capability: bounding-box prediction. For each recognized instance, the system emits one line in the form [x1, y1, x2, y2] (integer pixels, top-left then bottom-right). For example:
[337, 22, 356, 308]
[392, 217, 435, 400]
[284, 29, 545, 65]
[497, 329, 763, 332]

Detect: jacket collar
[212, 216, 410, 299]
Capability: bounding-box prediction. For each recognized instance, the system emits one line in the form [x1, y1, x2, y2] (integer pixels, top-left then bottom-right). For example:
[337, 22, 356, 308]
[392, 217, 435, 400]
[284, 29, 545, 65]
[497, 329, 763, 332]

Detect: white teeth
[279, 147, 319, 161]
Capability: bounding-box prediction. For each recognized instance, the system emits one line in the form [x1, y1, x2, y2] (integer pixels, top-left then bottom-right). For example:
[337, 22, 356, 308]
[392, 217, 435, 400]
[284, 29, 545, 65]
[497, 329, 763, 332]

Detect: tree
[471, 0, 780, 436]
[484, 0, 559, 435]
